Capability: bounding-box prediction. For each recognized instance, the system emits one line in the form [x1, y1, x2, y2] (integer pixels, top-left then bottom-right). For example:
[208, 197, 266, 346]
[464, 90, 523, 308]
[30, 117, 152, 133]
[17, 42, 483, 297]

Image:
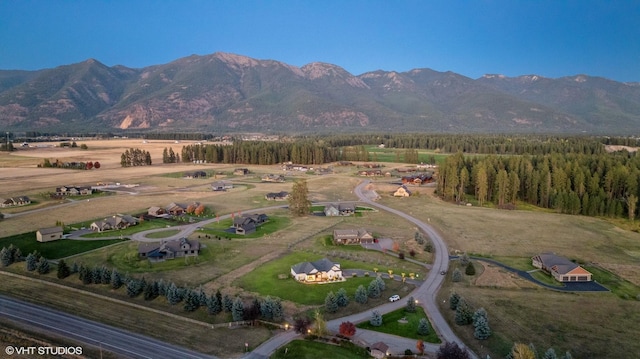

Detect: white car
[389, 294, 400, 302]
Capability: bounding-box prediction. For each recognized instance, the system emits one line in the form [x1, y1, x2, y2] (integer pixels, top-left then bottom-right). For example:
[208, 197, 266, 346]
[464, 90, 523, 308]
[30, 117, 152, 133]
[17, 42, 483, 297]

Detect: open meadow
[2, 139, 640, 358]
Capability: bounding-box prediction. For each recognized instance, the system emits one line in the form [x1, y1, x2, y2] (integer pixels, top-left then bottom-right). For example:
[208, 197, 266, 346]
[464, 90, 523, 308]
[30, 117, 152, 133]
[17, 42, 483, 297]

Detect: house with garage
[138, 237, 200, 262]
[265, 191, 289, 201]
[393, 185, 412, 197]
[90, 214, 139, 232]
[234, 168, 250, 176]
[211, 181, 233, 191]
[147, 206, 167, 217]
[333, 228, 374, 245]
[532, 253, 593, 282]
[55, 185, 93, 196]
[184, 171, 207, 179]
[291, 258, 342, 283]
[1, 196, 31, 207]
[261, 174, 286, 182]
[36, 227, 63, 242]
[233, 213, 269, 235]
[324, 203, 356, 216]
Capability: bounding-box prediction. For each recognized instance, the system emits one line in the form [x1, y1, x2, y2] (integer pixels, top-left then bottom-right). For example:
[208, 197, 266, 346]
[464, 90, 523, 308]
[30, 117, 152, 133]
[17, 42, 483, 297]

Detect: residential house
[36, 227, 63, 242]
[333, 228, 374, 245]
[184, 171, 207, 179]
[138, 238, 200, 262]
[147, 206, 167, 217]
[291, 258, 342, 283]
[532, 253, 593, 282]
[211, 181, 233, 191]
[370, 342, 390, 359]
[1, 196, 31, 207]
[393, 185, 412, 197]
[265, 191, 289, 201]
[324, 203, 356, 216]
[401, 172, 433, 186]
[233, 213, 269, 235]
[358, 169, 382, 177]
[55, 185, 93, 196]
[90, 214, 139, 232]
[261, 174, 286, 183]
[234, 168, 250, 176]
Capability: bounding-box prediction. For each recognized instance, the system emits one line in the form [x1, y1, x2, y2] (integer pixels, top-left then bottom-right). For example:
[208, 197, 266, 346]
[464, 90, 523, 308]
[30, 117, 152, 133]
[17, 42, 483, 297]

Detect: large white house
[291, 258, 342, 283]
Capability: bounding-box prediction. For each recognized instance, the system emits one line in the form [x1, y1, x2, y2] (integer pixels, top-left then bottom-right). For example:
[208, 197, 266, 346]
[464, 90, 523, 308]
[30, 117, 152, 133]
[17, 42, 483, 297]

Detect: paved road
[247, 180, 477, 358]
[0, 295, 218, 359]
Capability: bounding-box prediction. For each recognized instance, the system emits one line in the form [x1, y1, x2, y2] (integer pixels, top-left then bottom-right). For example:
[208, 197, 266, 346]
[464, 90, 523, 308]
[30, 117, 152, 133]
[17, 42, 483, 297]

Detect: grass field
[357, 306, 440, 343]
[270, 339, 370, 359]
[0, 232, 124, 259]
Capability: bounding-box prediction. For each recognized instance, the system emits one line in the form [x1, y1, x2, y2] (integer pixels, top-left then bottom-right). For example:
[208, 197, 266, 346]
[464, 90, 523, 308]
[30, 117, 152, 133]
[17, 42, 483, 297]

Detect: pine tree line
[438, 151, 640, 219]
[120, 148, 152, 167]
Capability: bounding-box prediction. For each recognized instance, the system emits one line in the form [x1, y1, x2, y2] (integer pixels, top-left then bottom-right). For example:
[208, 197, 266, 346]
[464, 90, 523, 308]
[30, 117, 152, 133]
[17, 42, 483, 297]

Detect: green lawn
[236, 252, 415, 305]
[0, 232, 124, 259]
[585, 265, 640, 299]
[529, 270, 563, 287]
[79, 219, 177, 238]
[270, 339, 370, 359]
[357, 306, 440, 343]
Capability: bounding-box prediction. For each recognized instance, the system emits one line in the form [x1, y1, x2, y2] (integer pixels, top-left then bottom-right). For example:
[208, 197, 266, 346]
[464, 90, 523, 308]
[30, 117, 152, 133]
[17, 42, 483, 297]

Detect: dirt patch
[473, 262, 537, 289]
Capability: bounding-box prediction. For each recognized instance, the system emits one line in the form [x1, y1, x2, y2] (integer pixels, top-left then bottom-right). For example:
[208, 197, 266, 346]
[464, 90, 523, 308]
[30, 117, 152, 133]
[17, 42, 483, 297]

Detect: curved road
[2, 180, 477, 358]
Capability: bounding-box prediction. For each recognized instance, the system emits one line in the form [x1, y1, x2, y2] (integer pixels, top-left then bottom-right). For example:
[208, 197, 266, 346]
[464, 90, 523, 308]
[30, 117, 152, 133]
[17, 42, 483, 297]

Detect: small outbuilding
[36, 227, 63, 242]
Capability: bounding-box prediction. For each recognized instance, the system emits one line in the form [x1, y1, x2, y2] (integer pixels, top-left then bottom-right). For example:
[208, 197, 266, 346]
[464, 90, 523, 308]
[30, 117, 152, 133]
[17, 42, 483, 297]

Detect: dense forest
[437, 151, 639, 220]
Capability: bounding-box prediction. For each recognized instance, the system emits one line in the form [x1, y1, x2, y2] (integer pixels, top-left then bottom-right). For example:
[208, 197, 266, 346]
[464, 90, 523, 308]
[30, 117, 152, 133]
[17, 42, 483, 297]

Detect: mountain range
[1, 52, 639, 134]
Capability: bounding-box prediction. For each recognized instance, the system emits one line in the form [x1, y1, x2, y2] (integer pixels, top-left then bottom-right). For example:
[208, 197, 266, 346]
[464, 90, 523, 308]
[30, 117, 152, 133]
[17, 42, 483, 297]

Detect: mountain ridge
[1, 52, 639, 134]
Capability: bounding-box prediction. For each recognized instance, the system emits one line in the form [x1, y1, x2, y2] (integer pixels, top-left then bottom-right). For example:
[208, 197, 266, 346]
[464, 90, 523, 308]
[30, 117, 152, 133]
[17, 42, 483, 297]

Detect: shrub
[465, 262, 476, 275]
[339, 321, 356, 337]
[370, 310, 382, 326]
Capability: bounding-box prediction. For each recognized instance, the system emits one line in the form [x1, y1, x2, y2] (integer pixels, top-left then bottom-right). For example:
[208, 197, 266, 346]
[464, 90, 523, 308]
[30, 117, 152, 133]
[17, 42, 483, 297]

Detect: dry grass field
[2, 140, 640, 358]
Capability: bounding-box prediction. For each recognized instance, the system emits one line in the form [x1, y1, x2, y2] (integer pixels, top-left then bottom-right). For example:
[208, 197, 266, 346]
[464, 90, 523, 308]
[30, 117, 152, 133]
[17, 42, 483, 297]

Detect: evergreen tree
[417, 318, 430, 335]
[355, 285, 368, 304]
[336, 288, 349, 307]
[437, 342, 470, 359]
[473, 315, 491, 340]
[406, 296, 416, 313]
[25, 252, 38, 271]
[367, 279, 381, 298]
[465, 262, 476, 275]
[449, 292, 460, 310]
[452, 268, 463, 282]
[166, 283, 181, 305]
[563, 352, 573, 359]
[271, 297, 283, 321]
[232, 297, 244, 321]
[369, 310, 382, 326]
[206, 293, 222, 315]
[324, 291, 339, 313]
[9, 245, 21, 263]
[0, 247, 12, 267]
[374, 275, 386, 292]
[110, 268, 123, 289]
[56, 259, 70, 279]
[71, 262, 79, 274]
[288, 179, 311, 216]
[36, 257, 50, 274]
[472, 308, 488, 326]
[455, 298, 473, 325]
[183, 289, 200, 312]
[126, 279, 142, 298]
[223, 294, 233, 312]
[100, 266, 111, 284]
[79, 265, 92, 284]
[543, 348, 558, 359]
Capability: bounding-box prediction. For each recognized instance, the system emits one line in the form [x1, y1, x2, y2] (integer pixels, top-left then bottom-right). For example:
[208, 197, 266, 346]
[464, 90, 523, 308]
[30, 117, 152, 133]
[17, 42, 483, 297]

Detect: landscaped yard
[0, 232, 124, 259]
[236, 252, 418, 305]
[201, 215, 292, 239]
[357, 306, 440, 343]
[270, 339, 370, 359]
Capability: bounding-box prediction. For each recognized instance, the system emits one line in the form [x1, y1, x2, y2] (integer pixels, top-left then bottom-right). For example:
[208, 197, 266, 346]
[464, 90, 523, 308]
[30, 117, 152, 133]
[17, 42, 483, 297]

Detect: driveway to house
[466, 257, 609, 292]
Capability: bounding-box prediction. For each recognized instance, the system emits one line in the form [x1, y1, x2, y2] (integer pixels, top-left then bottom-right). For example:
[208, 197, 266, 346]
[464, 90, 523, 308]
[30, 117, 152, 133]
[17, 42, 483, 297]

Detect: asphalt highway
[0, 295, 218, 359]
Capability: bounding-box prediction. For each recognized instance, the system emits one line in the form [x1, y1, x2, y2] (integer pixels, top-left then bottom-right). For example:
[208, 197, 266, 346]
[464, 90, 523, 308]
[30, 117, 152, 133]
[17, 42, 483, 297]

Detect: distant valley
[1, 52, 639, 134]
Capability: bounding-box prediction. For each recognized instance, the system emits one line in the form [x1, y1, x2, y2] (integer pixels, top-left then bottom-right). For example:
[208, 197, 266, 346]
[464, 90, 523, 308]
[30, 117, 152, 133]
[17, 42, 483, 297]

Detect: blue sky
[1, 0, 639, 82]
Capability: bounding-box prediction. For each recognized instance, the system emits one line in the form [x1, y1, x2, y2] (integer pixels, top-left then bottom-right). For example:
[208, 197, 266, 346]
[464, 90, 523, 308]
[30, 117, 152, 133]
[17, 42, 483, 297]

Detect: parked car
[440, 270, 447, 275]
[389, 294, 400, 302]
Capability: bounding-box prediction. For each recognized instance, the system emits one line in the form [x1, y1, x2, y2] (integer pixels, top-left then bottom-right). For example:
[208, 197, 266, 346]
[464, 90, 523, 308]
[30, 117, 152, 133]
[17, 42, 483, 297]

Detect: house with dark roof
[90, 214, 139, 232]
[532, 253, 593, 282]
[211, 181, 233, 191]
[233, 213, 268, 235]
[1, 195, 31, 207]
[261, 174, 286, 182]
[370, 342, 390, 359]
[265, 191, 289, 201]
[333, 228, 374, 245]
[291, 258, 342, 283]
[55, 185, 93, 196]
[138, 238, 200, 262]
